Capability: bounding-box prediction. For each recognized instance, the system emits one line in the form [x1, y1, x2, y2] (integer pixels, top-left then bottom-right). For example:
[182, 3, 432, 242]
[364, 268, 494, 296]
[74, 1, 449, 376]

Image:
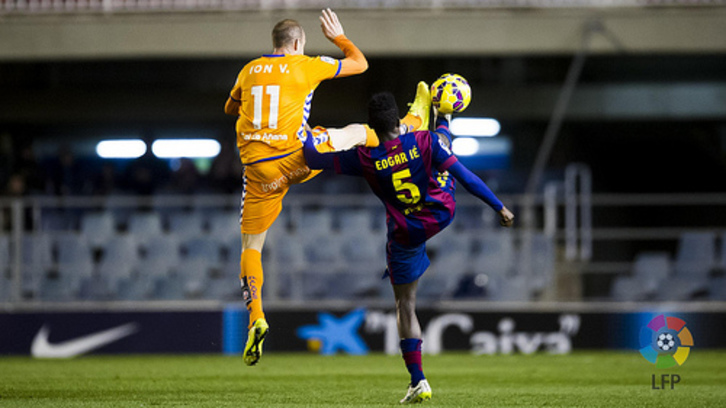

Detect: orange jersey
[229, 54, 341, 165]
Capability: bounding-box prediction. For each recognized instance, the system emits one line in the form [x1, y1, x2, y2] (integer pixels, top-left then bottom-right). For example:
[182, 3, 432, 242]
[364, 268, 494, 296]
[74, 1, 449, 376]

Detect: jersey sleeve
[333, 149, 363, 176]
[430, 130, 458, 172]
[305, 56, 342, 85]
[224, 76, 243, 115]
[302, 132, 363, 176]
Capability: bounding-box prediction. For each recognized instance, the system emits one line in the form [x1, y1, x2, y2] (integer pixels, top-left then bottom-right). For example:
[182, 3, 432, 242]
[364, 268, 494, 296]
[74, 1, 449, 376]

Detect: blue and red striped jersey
[333, 127, 458, 247]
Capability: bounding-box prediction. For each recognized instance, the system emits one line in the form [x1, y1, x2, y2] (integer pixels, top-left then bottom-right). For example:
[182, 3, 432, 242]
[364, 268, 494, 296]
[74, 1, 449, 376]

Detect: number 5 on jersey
[392, 169, 421, 204]
[251, 85, 280, 129]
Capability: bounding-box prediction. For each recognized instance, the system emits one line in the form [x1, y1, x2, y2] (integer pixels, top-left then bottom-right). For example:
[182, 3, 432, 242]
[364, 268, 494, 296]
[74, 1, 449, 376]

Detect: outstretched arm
[303, 134, 363, 176]
[320, 8, 368, 77]
[447, 161, 515, 227]
[303, 134, 336, 170]
[224, 81, 242, 116]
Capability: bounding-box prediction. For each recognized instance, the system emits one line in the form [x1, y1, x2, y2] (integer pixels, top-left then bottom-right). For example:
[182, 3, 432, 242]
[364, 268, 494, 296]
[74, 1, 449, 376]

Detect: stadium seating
[718, 232, 726, 273]
[127, 212, 164, 247]
[0, 234, 9, 274]
[43, 232, 93, 300]
[19, 234, 53, 297]
[175, 259, 209, 299]
[1, 234, 12, 301]
[299, 210, 333, 239]
[167, 211, 205, 241]
[515, 233, 555, 296]
[611, 252, 671, 301]
[709, 277, 726, 300]
[610, 276, 645, 302]
[40, 210, 77, 232]
[207, 210, 239, 246]
[11, 203, 701, 303]
[469, 230, 515, 278]
[337, 209, 374, 236]
[80, 211, 116, 249]
[674, 231, 717, 278]
[490, 275, 532, 302]
[183, 237, 223, 277]
[118, 259, 171, 301]
[86, 235, 139, 299]
[144, 235, 182, 268]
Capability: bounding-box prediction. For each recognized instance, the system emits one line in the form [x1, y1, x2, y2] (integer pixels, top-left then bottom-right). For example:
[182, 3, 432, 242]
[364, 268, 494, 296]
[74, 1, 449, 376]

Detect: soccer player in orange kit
[224, 8, 431, 366]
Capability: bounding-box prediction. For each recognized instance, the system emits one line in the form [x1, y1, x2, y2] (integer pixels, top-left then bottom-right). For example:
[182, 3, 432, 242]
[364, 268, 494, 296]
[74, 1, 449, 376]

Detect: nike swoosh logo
[31, 323, 139, 358]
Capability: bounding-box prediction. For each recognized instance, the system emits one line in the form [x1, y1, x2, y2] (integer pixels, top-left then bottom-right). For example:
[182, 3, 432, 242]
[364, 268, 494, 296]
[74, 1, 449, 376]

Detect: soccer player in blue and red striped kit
[304, 89, 514, 404]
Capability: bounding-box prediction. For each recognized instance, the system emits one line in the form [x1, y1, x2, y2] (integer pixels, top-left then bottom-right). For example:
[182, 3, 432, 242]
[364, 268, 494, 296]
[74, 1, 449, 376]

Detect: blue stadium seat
[19, 234, 53, 298]
[153, 275, 185, 300]
[0, 234, 9, 275]
[167, 211, 205, 241]
[451, 206, 486, 232]
[610, 276, 647, 302]
[80, 211, 116, 249]
[469, 230, 515, 278]
[175, 259, 209, 299]
[127, 212, 164, 247]
[88, 235, 139, 299]
[656, 276, 708, 301]
[183, 237, 222, 266]
[328, 266, 384, 299]
[118, 259, 172, 300]
[144, 235, 181, 268]
[718, 232, 726, 273]
[633, 252, 671, 296]
[271, 233, 306, 270]
[337, 209, 373, 236]
[40, 232, 93, 301]
[709, 277, 726, 300]
[40, 210, 76, 232]
[204, 275, 240, 301]
[674, 231, 717, 278]
[207, 210, 240, 246]
[492, 276, 532, 302]
[302, 234, 341, 264]
[0, 275, 11, 302]
[610, 252, 672, 301]
[299, 210, 333, 238]
[340, 233, 381, 263]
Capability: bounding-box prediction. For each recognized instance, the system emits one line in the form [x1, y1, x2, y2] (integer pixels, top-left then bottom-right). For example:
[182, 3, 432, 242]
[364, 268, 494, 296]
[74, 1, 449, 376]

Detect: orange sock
[240, 249, 265, 328]
[401, 113, 422, 131]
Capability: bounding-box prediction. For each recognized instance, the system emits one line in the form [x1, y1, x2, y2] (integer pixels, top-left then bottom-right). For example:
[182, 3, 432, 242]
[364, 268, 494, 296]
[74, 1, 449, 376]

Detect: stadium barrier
[1, 302, 723, 356]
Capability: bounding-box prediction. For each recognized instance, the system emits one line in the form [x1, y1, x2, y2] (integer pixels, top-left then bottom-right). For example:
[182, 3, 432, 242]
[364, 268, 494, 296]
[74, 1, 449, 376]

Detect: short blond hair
[272, 19, 304, 49]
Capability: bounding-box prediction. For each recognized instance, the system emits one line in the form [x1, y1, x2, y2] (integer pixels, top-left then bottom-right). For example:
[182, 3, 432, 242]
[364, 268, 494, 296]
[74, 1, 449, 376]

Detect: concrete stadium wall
[2, 8, 726, 60]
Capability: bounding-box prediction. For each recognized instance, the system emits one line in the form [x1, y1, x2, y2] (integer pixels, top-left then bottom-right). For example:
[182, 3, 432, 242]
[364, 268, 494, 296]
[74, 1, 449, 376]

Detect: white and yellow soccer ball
[430, 73, 472, 115]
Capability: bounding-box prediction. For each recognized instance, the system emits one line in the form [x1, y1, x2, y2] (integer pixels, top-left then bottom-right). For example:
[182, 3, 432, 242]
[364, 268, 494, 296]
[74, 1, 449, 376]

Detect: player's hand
[498, 206, 515, 227]
[320, 8, 344, 41]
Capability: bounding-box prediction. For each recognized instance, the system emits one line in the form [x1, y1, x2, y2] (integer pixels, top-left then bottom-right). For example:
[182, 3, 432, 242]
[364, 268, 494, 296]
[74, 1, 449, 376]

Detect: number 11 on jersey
[251, 85, 280, 129]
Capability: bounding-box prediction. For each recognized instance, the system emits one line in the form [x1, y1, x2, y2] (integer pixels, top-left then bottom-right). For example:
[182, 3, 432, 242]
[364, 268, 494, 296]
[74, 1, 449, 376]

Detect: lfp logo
[639, 315, 694, 369]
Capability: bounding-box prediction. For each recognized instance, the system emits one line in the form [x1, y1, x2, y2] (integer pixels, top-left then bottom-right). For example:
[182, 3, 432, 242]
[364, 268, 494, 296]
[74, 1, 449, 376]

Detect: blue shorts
[384, 241, 430, 285]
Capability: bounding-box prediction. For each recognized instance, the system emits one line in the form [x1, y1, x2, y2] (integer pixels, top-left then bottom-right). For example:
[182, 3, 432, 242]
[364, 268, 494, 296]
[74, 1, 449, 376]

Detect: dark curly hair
[367, 92, 400, 138]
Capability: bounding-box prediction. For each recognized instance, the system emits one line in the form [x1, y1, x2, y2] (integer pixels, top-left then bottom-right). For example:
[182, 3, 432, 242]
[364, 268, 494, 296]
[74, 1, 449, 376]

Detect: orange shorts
[240, 127, 334, 234]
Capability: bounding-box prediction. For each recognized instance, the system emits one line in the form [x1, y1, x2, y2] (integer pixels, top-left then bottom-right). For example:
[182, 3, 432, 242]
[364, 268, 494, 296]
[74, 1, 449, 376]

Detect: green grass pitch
[1, 351, 724, 407]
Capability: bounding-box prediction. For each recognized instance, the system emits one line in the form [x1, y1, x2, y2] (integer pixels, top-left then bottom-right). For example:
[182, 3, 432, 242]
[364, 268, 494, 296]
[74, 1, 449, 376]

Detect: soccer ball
[431, 73, 471, 115]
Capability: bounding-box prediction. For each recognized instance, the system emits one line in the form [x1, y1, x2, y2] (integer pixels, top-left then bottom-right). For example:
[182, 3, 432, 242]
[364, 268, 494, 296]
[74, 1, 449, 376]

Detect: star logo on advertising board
[296, 308, 369, 355]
